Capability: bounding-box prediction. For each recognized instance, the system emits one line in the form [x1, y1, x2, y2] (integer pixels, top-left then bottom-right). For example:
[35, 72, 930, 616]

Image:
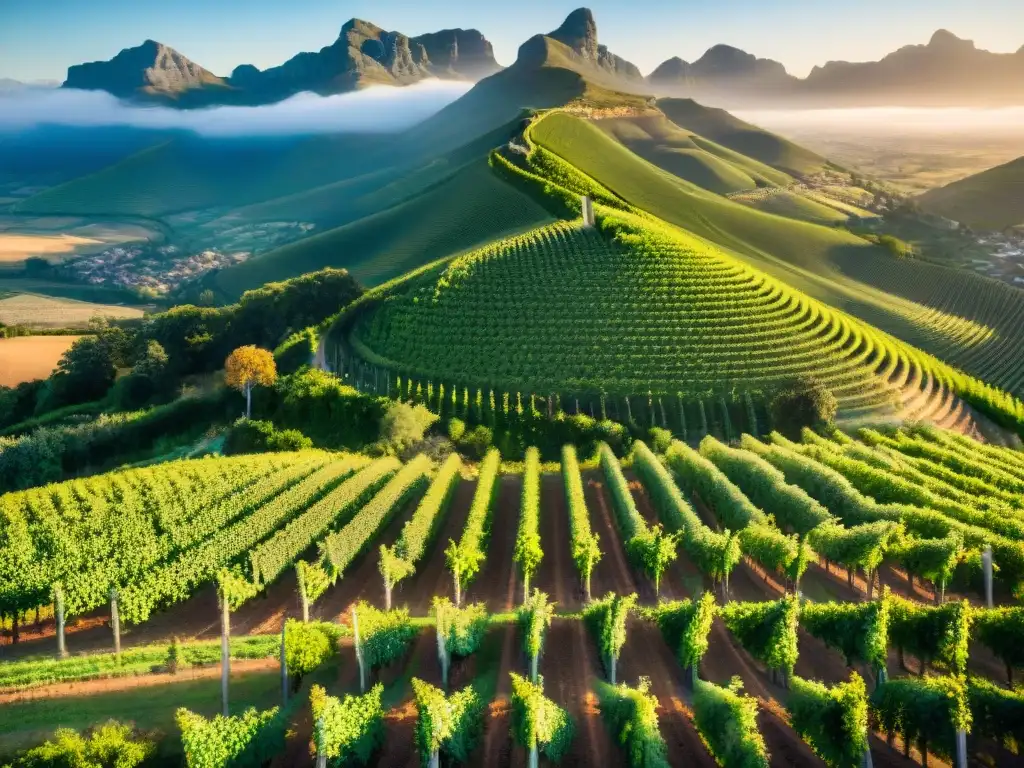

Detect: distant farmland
[0, 292, 143, 328]
[0, 335, 80, 386]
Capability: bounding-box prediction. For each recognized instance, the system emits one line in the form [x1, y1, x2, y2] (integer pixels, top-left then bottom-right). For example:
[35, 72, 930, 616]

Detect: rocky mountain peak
[649, 57, 691, 82]
[549, 8, 600, 60]
[928, 29, 975, 50]
[63, 40, 224, 97]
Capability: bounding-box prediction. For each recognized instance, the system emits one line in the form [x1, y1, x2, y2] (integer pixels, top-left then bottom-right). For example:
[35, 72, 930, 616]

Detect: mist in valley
[736, 106, 1024, 191]
[0, 80, 473, 137]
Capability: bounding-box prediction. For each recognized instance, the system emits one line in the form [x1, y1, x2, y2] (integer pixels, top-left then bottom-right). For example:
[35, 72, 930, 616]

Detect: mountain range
[62, 22, 500, 106]
[648, 29, 1024, 107]
[47, 10, 1024, 109]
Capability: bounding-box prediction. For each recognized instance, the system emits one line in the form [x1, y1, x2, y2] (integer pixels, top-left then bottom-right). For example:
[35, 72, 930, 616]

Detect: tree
[50, 335, 118, 405]
[225, 345, 277, 418]
[378, 401, 438, 453]
[769, 378, 838, 440]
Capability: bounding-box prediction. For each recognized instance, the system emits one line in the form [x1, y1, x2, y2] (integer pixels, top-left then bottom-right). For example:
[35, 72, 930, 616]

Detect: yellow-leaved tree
[225, 345, 277, 418]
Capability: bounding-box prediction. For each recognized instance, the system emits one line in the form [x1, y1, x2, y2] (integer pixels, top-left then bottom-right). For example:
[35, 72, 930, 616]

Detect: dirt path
[626, 473, 710, 602]
[0, 658, 278, 704]
[468, 475, 521, 611]
[583, 471, 641, 598]
[536, 473, 581, 610]
[477, 623, 519, 768]
[618, 620, 718, 768]
[542, 617, 622, 767]
[397, 477, 478, 612]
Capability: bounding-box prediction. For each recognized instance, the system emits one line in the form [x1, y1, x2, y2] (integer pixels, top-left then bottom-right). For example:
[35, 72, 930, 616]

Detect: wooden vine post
[110, 588, 121, 663]
[53, 583, 67, 659]
[280, 622, 288, 707]
[437, 621, 449, 690]
[220, 589, 230, 716]
[352, 604, 366, 693]
[982, 545, 994, 608]
[314, 715, 327, 768]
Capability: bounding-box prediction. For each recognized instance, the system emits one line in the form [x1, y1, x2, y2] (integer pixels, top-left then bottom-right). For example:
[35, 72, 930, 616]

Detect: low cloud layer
[737, 107, 1024, 137]
[0, 80, 473, 137]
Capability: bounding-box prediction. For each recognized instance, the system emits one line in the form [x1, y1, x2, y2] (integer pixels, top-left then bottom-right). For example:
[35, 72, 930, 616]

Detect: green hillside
[14, 133, 400, 218]
[530, 112, 869, 271]
[657, 98, 828, 178]
[326, 110, 1024, 436]
[530, 111, 1024, 400]
[597, 114, 793, 193]
[212, 158, 553, 299]
[346, 216, 897, 414]
[730, 189, 850, 225]
[919, 155, 1024, 231]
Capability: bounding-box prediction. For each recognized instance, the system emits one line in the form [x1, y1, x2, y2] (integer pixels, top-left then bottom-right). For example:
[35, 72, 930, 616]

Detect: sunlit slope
[532, 112, 1024, 399]
[349, 214, 910, 419]
[919, 154, 1024, 231]
[212, 159, 553, 299]
[656, 98, 828, 178]
[224, 120, 532, 229]
[531, 112, 870, 271]
[596, 114, 793, 194]
[14, 133, 398, 217]
[730, 189, 849, 225]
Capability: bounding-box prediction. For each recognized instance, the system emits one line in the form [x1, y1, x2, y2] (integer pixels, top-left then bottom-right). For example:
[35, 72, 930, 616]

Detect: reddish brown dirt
[626, 473, 711, 602]
[0, 496, 426, 659]
[477, 622, 519, 768]
[542, 617, 623, 767]
[395, 477, 478, 611]
[309, 494, 424, 620]
[582, 472, 642, 598]
[0, 658, 277, 704]
[617, 620, 718, 767]
[536, 473, 584, 610]
[467, 475, 521, 612]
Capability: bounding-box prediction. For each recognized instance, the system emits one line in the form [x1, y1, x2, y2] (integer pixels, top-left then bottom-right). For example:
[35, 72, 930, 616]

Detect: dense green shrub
[643, 593, 717, 680]
[458, 424, 493, 460]
[274, 327, 319, 375]
[5, 721, 154, 768]
[967, 676, 1024, 752]
[223, 418, 312, 455]
[412, 678, 485, 766]
[310, 683, 384, 767]
[510, 672, 575, 763]
[870, 676, 970, 761]
[283, 619, 342, 686]
[595, 678, 669, 768]
[787, 674, 869, 768]
[721, 597, 800, 683]
[265, 368, 386, 449]
[177, 706, 288, 768]
[769, 378, 838, 440]
[692, 677, 769, 768]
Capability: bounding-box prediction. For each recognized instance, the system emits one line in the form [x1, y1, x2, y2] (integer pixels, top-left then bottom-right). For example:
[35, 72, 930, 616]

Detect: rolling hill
[211, 158, 553, 299]
[656, 98, 827, 178]
[529, 110, 1024, 406]
[595, 114, 793, 194]
[919, 155, 1024, 231]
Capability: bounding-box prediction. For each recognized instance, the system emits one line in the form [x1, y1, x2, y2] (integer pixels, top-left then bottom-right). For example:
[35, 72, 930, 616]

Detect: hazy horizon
[1, 0, 1022, 84]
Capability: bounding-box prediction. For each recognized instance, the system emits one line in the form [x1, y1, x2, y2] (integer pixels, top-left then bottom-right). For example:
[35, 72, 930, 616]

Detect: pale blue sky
[1, 0, 1022, 82]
